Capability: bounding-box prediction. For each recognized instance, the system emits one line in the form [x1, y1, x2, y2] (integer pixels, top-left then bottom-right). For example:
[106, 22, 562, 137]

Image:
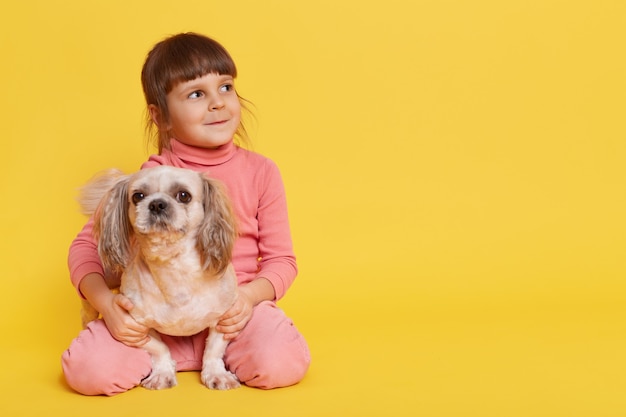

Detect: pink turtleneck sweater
[68, 139, 297, 300]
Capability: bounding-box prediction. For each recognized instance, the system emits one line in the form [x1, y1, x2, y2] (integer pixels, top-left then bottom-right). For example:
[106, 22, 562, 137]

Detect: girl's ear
[148, 104, 168, 129]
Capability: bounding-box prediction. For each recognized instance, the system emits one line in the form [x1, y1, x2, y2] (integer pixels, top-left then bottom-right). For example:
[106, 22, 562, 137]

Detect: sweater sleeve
[67, 217, 103, 297]
[255, 160, 298, 300]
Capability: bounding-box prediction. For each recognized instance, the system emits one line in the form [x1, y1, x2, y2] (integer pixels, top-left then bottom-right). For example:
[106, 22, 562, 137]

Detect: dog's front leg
[200, 328, 240, 390]
[140, 330, 177, 390]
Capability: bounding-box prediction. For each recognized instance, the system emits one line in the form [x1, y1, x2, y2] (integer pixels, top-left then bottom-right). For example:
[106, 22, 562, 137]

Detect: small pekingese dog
[78, 165, 240, 390]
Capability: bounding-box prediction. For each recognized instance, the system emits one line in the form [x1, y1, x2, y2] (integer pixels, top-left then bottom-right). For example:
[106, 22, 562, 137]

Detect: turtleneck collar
[168, 138, 238, 167]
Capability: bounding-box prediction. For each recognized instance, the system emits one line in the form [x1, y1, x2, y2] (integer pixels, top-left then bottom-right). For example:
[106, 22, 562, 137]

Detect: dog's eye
[177, 191, 192, 203]
[132, 192, 145, 204]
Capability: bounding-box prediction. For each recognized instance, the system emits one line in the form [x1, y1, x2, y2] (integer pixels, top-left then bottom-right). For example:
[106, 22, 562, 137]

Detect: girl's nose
[208, 94, 225, 111]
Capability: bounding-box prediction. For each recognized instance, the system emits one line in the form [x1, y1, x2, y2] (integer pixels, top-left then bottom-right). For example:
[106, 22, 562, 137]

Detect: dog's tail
[77, 169, 126, 216]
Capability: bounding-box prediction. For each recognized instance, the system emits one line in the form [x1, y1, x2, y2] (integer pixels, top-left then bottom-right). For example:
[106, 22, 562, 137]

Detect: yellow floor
[1, 283, 625, 416]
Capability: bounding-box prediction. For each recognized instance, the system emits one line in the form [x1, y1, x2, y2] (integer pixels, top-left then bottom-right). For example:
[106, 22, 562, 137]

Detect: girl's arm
[79, 273, 150, 347]
[253, 160, 298, 300]
[217, 160, 295, 340]
[216, 277, 275, 340]
[69, 219, 149, 346]
[239, 277, 276, 305]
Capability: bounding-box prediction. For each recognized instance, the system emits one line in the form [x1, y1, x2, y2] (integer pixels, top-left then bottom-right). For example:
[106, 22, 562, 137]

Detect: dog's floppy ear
[92, 176, 132, 273]
[197, 175, 237, 274]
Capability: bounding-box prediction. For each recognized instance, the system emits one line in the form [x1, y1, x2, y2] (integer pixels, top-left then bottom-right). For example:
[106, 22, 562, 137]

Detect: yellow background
[1, 0, 625, 415]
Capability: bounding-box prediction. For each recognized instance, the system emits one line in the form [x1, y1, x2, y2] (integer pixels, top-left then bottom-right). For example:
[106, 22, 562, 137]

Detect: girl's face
[157, 73, 241, 149]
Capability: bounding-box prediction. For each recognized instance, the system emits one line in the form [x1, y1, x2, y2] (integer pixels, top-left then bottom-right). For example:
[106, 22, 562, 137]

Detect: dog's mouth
[147, 210, 186, 232]
[135, 220, 187, 239]
[133, 211, 177, 234]
[150, 217, 173, 230]
[133, 227, 188, 255]
[133, 197, 189, 235]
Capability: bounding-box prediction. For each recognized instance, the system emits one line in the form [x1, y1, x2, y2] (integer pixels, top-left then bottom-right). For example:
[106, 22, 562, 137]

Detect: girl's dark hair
[141, 32, 251, 152]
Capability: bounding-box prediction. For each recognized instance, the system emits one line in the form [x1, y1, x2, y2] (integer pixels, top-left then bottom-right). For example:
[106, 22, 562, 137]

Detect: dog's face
[128, 166, 206, 236]
[90, 165, 236, 275]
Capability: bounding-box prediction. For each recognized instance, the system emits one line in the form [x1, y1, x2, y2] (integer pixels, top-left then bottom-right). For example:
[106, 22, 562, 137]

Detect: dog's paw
[201, 370, 240, 390]
[201, 358, 240, 390]
[142, 371, 178, 390]
[141, 359, 178, 390]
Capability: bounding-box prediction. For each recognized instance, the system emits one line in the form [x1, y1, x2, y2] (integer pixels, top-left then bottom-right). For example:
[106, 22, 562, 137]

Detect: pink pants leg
[224, 300, 311, 389]
[61, 320, 152, 396]
[61, 301, 310, 396]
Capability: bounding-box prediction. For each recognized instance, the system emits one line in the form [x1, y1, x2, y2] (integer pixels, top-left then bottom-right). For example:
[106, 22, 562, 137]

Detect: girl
[62, 32, 310, 396]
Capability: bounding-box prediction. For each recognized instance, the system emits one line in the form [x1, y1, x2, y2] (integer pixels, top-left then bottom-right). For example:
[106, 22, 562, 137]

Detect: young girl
[62, 32, 310, 396]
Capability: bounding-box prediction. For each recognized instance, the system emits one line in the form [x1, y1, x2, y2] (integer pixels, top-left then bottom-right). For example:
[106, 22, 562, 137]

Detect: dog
[78, 165, 240, 390]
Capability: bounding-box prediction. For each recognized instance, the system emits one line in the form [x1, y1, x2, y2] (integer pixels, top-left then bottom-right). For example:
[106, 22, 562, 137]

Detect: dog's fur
[78, 165, 240, 390]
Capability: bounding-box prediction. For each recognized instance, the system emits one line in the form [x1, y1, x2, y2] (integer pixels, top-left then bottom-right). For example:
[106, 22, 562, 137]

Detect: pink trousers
[61, 301, 310, 396]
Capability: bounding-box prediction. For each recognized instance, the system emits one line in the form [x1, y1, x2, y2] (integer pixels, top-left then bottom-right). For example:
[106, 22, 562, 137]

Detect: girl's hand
[100, 293, 151, 347]
[217, 287, 254, 341]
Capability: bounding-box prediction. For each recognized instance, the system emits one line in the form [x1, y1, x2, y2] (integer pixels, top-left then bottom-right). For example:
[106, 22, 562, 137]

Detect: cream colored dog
[79, 165, 240, 390]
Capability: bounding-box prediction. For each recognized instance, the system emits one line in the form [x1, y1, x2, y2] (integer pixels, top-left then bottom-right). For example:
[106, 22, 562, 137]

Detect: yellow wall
[1, 0, 625, 415]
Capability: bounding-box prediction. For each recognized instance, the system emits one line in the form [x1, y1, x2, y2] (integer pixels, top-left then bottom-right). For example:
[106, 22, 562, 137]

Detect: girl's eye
[177, 191, 192, 203]
[188, 90, 203, 99]
[220, 84, 234, 92]
[132, 192, 145, 204]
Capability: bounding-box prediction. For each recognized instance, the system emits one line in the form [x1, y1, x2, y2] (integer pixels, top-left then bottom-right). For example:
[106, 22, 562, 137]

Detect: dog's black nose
[149, 199, 168, 215]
